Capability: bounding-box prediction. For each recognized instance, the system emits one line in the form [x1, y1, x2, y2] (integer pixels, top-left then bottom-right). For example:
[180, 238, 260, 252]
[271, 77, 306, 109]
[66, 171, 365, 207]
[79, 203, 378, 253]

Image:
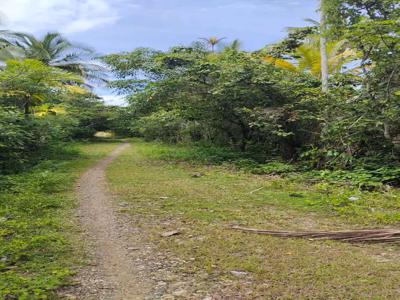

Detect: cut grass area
[0, 141, 120, 299]
[108, 140, 400, 299]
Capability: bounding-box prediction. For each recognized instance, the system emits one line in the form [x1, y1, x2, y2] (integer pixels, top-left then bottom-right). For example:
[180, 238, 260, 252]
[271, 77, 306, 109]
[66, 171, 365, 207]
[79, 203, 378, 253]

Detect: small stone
[173, 289, 187, 297]
[191, 172, 204, 178]
[161, 230, 181, 237]
[230, 270, 248, 277]
[203, 297, 213, 300]
[348, 196, 360, 202]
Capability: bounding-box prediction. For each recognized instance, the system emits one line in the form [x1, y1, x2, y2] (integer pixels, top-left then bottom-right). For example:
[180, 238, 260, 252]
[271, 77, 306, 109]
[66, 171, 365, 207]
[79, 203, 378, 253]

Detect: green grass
[108, 140, 400, 299]
[0, 141, 120, 300]
[126, 140, 400, 225]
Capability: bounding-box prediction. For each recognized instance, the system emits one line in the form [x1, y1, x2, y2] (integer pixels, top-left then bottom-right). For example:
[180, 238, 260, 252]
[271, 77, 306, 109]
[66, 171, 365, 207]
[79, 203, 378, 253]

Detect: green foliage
[306, 167, 400, 190]
[0, 58, 118, 173]
[263, 26, 318, 58]
[251, 161, 297, 175]
[0, 32, 108, 83]
[0, 107, 71, 173]
[125, 140, 400, 225]
[0, 108, 30, 171]
[134, 110, 188, 143]
[62, 95, 119, 139]
[0, 59, 82, 114]
[136, 140, 242, 164]
[105, 6, 399, 178]
[0, 146, 79, 299]
[0, 142, 120, 299]
[105, 47, 320, 158]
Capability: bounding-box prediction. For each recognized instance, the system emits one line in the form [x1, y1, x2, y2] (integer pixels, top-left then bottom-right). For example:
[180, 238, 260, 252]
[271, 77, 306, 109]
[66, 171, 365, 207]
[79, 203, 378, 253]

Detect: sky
[0, 0, 319, 105]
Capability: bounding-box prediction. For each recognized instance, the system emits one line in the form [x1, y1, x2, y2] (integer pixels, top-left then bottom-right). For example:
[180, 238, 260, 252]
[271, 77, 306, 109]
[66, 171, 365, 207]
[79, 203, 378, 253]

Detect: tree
[199, 36, 226, 52]
[1, 32, 107, 83]
[263, 37, 357, 78]
[263, 26, 318, 58]
[320, 0, 329, 92]
[324, 0, 399, 142]
[0, 59, 82, 114]
[0, 30, 23, 62]
[224, 39, 242, 51]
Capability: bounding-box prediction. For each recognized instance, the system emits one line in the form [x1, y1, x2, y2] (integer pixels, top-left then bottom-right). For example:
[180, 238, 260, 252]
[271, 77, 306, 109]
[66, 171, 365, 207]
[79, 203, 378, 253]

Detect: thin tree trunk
[320, 0, 329, 92]
[24, 98, 31, 116]
[384, 122, 391, 140]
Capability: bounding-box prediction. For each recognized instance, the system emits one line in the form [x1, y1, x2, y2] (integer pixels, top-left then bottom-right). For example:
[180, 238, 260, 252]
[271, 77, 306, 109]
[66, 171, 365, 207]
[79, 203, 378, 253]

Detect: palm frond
[263, 56, 299, 72]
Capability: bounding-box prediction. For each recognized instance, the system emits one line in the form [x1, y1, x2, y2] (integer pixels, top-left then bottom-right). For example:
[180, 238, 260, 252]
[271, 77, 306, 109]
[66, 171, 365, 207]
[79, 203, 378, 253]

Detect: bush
[0, 108, 68, 174]
[0, 108, 31, 172]
[305, 167, 400, 190]
[134, 110, 189, 143]
[251, 161, 297, 175]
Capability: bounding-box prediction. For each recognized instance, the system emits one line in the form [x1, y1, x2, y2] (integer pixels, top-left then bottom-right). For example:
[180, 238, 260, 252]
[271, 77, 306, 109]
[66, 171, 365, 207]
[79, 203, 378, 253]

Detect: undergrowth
[0, 141, 119, 299]
[137, 139, 400, 190]
[133, 140, 400, 225]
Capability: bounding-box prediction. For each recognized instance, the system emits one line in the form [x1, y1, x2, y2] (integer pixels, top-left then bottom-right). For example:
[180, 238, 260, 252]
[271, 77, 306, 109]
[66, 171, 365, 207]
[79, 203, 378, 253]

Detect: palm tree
[263, 37, 357, 78]
[224, 39, 242, 51]
[199, 36, 226, 52]
[1, 32, 107, 83]
[0, 30, 23, 62]
[319, 0, 329, 92]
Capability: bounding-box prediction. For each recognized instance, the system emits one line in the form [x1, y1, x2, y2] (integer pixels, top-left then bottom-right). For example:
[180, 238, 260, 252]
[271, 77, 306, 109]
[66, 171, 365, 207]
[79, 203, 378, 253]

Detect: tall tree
[1, 32, 107, 83]
[199, 36, 226, 52]
[320, 0, 329, 92]
[263, 37, 357, 77]
[0, 59, 82, 114]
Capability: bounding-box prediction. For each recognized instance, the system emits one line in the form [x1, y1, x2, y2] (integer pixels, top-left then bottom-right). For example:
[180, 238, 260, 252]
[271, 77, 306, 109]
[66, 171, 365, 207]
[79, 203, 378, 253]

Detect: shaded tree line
[0, 32, 119, 173]
[104, 0, 399, 170]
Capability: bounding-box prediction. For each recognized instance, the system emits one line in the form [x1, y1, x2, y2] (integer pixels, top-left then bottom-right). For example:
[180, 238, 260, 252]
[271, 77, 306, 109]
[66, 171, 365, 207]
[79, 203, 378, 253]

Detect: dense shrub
[0, 108, 68, 173]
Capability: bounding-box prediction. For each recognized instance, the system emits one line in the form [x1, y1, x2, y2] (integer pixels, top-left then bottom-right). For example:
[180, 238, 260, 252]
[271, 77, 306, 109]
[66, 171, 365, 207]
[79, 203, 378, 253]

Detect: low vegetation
[0, 141, 119, 299]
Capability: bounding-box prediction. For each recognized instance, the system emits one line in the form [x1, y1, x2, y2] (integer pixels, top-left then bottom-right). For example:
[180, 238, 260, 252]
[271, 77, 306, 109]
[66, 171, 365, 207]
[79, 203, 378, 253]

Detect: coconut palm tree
[263, 37, 357, 78]
[0, 30, 23, 62]
[319, 0, 329, 92]
[1, 32, 108, 83]
[224, 39, 242, 52]
[199, 36, 226, 52]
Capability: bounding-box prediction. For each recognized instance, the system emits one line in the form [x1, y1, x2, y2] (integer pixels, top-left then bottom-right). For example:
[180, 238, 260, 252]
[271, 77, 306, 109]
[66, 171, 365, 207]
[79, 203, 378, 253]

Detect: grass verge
[0, 141, 120, 299]
[108, 140, 400, 299]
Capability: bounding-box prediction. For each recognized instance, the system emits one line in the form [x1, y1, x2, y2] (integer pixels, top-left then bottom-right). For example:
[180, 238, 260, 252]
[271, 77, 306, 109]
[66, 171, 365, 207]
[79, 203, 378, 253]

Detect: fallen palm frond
[230, 226, 400, 243]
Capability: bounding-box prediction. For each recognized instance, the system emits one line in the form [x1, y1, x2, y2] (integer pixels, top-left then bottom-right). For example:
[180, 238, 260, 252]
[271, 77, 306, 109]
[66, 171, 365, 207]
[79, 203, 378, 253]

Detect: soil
[68, 143, 151, 300]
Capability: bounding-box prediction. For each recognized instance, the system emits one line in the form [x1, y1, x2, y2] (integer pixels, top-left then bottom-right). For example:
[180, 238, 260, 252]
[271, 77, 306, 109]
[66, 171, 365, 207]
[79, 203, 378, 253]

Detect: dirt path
[71, 143, 150, 300]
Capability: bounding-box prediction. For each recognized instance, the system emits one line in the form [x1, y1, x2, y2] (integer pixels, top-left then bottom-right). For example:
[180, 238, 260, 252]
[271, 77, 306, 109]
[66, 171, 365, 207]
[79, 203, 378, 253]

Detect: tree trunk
[320, 0, 329, 92]
[24, 99, 30, 116]
[384, 122, 391, 140]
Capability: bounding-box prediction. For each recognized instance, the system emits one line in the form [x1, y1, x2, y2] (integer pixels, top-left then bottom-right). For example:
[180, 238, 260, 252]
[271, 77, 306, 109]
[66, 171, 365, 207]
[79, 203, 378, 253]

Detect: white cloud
[0, 0, 120, 34]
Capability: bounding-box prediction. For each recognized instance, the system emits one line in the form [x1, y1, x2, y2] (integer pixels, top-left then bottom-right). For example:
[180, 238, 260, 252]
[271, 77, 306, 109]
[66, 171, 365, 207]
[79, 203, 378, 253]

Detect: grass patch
[122, 141, 400, 225]
[107, 140, 400, 299]
[135, 139, 400, 190]
[0, 141, 120, 299]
